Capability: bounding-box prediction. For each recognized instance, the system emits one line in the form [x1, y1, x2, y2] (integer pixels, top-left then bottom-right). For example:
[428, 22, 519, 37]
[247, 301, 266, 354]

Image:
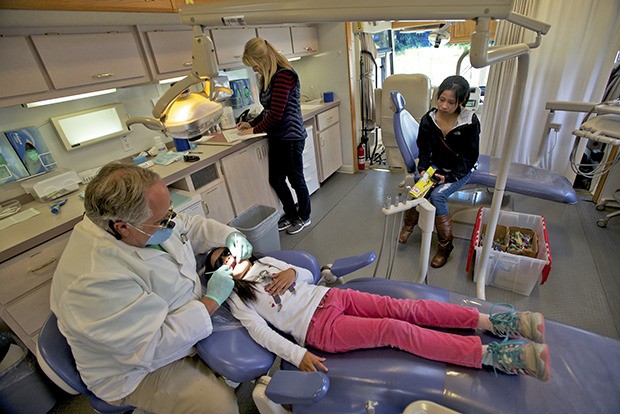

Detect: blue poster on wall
[4, 127, 57, 177]
[0, 134, 29, 184]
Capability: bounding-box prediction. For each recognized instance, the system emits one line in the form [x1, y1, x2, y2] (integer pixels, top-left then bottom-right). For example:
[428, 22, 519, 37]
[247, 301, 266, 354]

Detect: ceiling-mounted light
[428, 22, 453, 47]
[23, 89, 117, 108]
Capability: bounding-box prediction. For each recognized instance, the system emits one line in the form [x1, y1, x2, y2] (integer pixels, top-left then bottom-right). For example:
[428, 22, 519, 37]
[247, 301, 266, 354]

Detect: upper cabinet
[0, 0, 175, 12]
[0, 36, 49, 99]
[210, 27, 257, 68]
[31, 32, 149, 89]
[143, 29, 194, 79]
[256, 27, 293, 56]
[291, 26, 318, 56]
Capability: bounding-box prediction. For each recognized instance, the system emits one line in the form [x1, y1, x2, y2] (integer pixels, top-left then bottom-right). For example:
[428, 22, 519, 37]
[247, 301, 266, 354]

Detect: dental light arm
[126, 25, 227, 139]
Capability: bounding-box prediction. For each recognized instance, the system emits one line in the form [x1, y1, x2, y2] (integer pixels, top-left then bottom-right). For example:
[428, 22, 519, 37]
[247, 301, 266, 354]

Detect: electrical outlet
[120, 136, 134, 152]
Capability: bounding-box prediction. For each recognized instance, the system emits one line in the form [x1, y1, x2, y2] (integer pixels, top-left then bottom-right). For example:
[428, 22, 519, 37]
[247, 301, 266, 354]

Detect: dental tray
[0, 200, 21, 219]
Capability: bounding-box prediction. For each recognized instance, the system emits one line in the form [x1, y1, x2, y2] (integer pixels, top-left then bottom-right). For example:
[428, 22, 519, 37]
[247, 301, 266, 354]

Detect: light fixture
[288, 56, 302, 62]
[428, 29, 451, 48]
[158, 76, 187, 85]
[126, 25, 231, 140]
[23, 89, 117, 108]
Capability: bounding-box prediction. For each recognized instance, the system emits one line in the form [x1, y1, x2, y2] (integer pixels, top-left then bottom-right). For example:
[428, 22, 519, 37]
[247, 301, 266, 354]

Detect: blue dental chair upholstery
[197, 250, 620, 414]
[36, 314, 134, 413]
[390, 90, 578, 204]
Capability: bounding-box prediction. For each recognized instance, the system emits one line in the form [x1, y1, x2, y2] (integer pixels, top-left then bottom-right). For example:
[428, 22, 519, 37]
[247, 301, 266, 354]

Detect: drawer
[7, 281, 52, 338]
[317, 107, 339, 131]
[0, 231, 71, 305]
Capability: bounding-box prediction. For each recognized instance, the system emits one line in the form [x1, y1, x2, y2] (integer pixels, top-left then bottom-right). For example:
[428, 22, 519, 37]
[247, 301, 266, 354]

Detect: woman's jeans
[427, 170, 474, 216]
[268, 139, 311, 222]
[305, 288, 483, 368]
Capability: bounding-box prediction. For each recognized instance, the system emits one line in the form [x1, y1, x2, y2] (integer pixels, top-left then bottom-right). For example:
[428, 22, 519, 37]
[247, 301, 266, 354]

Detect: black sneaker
[286, 218, 311, 235]
[278, 217, 292, 231]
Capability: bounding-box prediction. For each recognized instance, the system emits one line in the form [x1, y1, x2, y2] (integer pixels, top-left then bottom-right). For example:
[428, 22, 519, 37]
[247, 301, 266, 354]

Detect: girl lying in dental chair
[205, 247, 551, 381]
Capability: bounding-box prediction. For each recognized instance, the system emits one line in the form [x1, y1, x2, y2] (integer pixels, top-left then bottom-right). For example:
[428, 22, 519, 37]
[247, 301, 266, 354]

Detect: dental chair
[197, 250, 620, 414]
[389, 89, 578, 205]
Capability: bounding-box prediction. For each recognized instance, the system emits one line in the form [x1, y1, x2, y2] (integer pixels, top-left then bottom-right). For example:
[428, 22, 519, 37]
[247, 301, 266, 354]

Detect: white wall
[292, 23, 356, 171]
[0, 83, 172, 202]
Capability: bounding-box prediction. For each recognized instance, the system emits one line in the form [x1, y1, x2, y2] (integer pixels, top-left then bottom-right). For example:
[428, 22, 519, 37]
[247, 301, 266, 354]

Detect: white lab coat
[227, 257, 329, 368]
[50, 213, 234, 402]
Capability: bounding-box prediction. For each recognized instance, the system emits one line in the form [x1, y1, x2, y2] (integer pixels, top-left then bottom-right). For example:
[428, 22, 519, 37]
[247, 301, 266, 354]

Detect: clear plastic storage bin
[467, 208, 552, 296]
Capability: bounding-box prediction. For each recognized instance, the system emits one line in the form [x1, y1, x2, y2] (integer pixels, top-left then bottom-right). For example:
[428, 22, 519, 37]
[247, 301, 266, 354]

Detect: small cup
[323, 91, 335, 102]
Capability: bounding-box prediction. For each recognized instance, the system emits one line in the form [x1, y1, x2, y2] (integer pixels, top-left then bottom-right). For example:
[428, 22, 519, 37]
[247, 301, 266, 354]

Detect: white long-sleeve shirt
[227, 257, 329, 368]
[50, 213, 234, 402]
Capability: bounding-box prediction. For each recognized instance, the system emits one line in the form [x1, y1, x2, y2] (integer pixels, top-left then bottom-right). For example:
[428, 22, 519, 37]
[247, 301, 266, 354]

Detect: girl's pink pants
[305, 288, 483, 368]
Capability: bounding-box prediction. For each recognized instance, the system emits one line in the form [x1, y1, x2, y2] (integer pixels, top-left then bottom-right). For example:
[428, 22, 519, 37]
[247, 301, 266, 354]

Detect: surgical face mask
[25, 149, 40, 162]
[128, 223, 174, 246]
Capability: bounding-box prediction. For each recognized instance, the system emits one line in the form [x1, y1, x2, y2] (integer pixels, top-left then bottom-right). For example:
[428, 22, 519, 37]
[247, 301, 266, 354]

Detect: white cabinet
[291, 26, 318, 56]
[315, 106, 343, 182]
[31, 32, 149, 89]
[210, 27, 257, 67]
[287, 125, 320, 201]
[257, 27, 293, 56]
[168, 162, 235, 224]
[221, 140, 280, 215]
[0, 36, 49, 100]
[143, 29, 194, 78]
[0, 231, 71, 353]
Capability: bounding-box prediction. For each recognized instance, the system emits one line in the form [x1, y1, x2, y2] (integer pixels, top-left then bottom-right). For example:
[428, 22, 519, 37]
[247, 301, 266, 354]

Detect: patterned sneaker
[278, 217, 292, 231]
[483, 339, 551, 382]
[286, 218, 311, 235]
[489, 303, 545, 344]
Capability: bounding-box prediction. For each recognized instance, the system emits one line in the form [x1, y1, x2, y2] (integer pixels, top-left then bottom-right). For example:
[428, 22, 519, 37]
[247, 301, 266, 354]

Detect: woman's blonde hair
[243, 37, 292, 92]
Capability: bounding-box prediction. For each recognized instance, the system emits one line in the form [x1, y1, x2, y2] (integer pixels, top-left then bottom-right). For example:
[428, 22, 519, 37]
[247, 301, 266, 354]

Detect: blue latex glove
[205, 265, 234, 306]
[226, 231, 253, 261]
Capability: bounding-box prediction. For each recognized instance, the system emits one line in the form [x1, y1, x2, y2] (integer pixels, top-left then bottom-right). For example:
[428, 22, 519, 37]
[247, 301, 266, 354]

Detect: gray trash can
[229, 205, 281, 253]
[0, 332, 56, 414]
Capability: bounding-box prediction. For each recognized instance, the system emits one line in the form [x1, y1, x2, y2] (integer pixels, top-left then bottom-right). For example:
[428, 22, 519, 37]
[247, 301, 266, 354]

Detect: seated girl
[205, 248, 550, 381]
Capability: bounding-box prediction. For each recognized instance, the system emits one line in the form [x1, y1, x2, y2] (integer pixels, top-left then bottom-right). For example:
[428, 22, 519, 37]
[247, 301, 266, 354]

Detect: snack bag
[409, 166, 436, 199]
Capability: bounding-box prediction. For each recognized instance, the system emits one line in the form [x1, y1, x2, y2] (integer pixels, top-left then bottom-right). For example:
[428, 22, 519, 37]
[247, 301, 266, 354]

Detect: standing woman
[399, 75, 480, 268]
[238, 37, 311, 235]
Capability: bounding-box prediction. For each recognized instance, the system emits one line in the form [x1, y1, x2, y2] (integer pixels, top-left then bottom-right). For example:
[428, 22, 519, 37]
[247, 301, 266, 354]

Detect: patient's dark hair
[205, 248, 259, 305]
[436, 75, 470, 112]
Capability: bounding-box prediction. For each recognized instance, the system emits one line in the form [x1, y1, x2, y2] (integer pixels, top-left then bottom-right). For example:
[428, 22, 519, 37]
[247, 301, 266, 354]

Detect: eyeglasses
[141, 205, 177, 230]
[213, 247, 231, 269]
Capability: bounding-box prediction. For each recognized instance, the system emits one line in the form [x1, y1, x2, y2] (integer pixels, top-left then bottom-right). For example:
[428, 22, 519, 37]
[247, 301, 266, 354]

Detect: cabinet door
[31, 32, 148, 89]
[221, 140, 279, 215]
[0, 36, 49, 99]
[145, 30, 193, 76]
[318, 123, 343, 181]
[0, 231, 70, 306]
[210, 27, 257, 67]
[257, 27, 293, 56]
[200, 183, 236, 224]
[291, 26, 318, 56]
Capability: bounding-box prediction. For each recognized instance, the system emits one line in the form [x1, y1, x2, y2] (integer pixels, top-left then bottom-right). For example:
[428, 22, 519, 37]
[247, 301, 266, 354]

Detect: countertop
[0, 100, 340, 263]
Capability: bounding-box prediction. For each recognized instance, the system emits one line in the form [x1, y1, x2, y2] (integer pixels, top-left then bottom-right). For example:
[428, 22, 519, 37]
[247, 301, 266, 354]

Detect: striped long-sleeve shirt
[251, 68, 306, 141]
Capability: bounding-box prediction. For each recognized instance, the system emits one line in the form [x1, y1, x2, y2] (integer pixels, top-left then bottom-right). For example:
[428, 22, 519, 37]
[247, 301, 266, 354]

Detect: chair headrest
[390, 91, 407, 113]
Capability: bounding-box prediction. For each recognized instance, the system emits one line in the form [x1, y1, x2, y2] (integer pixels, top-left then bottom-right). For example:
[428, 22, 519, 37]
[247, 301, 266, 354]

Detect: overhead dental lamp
[126, 25, 229, 140]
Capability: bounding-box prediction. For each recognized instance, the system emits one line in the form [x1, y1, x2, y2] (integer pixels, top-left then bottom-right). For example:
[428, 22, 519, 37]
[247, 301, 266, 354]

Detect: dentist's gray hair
[84, 162, 161, 229]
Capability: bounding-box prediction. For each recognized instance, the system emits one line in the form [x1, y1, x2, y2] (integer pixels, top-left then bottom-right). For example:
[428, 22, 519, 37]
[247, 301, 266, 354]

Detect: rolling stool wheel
[597, 218, 608, 228]
[596, 204, 606, 211]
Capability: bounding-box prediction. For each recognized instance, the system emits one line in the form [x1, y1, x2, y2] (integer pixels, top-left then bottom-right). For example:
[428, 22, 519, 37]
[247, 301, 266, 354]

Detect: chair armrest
[330, 251, 376, 277]
[265, 371, 330, 405]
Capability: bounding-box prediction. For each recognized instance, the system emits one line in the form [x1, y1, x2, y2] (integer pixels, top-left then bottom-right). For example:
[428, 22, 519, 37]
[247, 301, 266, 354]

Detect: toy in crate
[466, 207, 552, 296]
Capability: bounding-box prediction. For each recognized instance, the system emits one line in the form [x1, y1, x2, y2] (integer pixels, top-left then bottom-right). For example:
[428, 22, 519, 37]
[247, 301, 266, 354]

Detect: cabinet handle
[327, 115, 334, 121]
[320, 137, 325, 147]
[93, 73, 114, 79]
[234, 55, 243, 59]
[304, 46, 315, 52]
[202, 201, 210, 215]
[29, 257, 56, 273]
[183, 61, 192, 67]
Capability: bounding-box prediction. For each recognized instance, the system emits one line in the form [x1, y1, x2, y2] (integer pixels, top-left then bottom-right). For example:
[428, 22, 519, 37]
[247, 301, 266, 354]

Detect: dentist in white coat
[50, 162, 252, 414]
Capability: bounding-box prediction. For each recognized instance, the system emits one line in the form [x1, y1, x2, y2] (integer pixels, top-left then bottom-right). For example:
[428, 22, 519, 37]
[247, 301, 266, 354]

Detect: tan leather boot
[431, 214, 454, 268]
[399, 208, 420, 244]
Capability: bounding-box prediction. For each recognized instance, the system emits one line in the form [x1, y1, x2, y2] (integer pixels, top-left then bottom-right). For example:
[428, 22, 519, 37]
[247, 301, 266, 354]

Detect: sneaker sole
[535, 344, 551, 382]
[278, 224, 291, 231]
[286, 220, 311, 235]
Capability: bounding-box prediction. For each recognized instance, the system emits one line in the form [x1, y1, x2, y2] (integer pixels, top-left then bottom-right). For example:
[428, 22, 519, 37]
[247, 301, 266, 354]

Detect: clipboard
[195, 130, 267, 146]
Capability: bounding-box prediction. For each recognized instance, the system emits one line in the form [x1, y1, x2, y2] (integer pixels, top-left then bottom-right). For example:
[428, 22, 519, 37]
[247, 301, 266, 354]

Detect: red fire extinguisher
[357, 142, 366, 170]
